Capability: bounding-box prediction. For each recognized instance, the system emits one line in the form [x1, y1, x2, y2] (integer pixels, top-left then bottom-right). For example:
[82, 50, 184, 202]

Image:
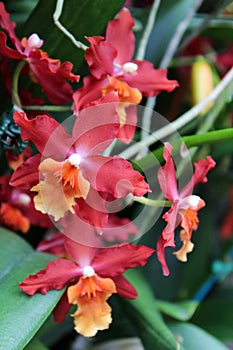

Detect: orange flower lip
[102, 76, 142, 105]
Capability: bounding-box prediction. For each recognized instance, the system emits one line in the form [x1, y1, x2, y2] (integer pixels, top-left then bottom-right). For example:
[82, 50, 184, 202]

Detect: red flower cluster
[0, 3, 215, 337]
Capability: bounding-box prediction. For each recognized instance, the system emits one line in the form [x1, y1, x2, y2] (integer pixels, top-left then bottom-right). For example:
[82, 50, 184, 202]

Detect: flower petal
[0, 2, 22, 52]
[158, 143, 179, 201]
[28, 50, 79, 104]
[82, 155, 150, 198]
[73, 101, 119, 156]
[156, 235, 170, 276]
[85, 36, 116, 79]
[31, 158, 76, 221]
[10, 154, 41, 190]
[92, 243, 154, 277]
[173, 229, 194, 262]
[19, 259, 82, 295]
[0, 32, 24, 59]
[112, 275, 137, 299]
[121, 61, 179, 96]
[180, 156, 216, 198]
[13, 111, 71, 156]
[106, 8, 135, 65]
[0, 203, 30, 233]
[67, 275, 116, 337]
[53, 291, 71, 323]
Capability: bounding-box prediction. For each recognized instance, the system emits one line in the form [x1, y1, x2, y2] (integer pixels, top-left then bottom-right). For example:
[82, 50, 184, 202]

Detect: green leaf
[25, 338, 49, 350]
[20, 0, 125, 71]
[0, 228, 64, 350]
[191, 299, 233, 342]
[121, 269, 181, 350]
[156, 299, 199, 321]
[141, 0, 196, 66]
[168, 322, 229, 350]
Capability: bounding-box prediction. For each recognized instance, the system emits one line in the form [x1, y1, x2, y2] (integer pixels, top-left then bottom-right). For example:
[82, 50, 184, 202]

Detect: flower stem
[12, 60, 26, 108]
[133, 196, 172, 207]
[53, 0, 88, 51]
[119, 67, 233, 159]
[22, 105, 72, 112]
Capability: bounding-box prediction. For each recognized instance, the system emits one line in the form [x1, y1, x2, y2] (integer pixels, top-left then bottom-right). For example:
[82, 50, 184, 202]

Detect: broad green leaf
[25, 338, 49, 350]
[140, 0, 197, 66]
[191, 299, 233, 342]
[0, 228, 64, 350]
[168, 322, 229, 350]
[20, 0, 125, 71]
[122, 269, 181, 350]
[156, 300, 199, 321]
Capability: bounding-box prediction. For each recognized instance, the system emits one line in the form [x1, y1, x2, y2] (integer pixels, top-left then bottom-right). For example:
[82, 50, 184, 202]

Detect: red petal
[73, 102, 119, 156]
[0, 32, 24, 59]
[117, 105, 137, 143]
[28, 50, 78, 104]
[82, 155, 150, 198]
[0, 3, 22, 52]
[103, 214, 138, 243]
[158, 143, 178, 201]
[19, 259, 82, 295]
[180, 156, 216, 198]
[73, 76, 104, 112]
[13, 111, 71, 156]
[53, 291, 71, 323]
[156, 236, 170, 276]
[106, 8, 135, 65]
[85, 36, 116, 79]
[10, 154, 41, 189]
[113, 275, 137, 299]
[121, 61, 179, 97]
[92, 243, 154, 277]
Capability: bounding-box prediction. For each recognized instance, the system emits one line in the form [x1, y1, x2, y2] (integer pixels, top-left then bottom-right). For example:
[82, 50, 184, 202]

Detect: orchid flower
[19, 236, 154, 337]
[10, 102, 150, 227]
[73, 8, 178, 142]
[0, 2, 79, 105]
[157, 143, 216, 276]
[0, 174, 52, 233]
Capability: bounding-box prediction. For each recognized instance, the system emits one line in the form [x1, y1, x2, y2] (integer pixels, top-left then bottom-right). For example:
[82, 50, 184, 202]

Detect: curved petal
[156, 235, 170, 276]
[19, 259, 82, 295]
[85, 36, 116, 79]
[0, 3, 22, 52]
[92, 243, 154, 277]
[106, 8, 135, 64]
[0, 32, 24, 59]
[28, 50, 78, 104]
[73, 76, 104, 112]
[113, 275, 137, 299]
[53, 291, 71, 323]
[158, 143, 178, 201]
[117, 105, 137, 143]
[103, 215, 138, 243]
[180, 156, 216, 198]
[73, 103, 119, 157]
[10, 154, 41, 189]
[13, 111, 71, 157]
[82, 155, 150, 198]
[121, 61, 179, 96]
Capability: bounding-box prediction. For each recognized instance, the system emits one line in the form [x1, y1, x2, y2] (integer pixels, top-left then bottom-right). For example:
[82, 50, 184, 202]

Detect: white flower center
[17, 193, 31, 206]
[68, 153, 82, 168]
[83, 265, 95, 278]
[186, 195, 201, 209]
[122, 62, 138, 74]
[27, 33, 43, 49]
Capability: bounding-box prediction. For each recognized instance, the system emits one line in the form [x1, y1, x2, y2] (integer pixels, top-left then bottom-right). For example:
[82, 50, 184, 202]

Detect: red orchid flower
[73, 8, 178, 142]
[0, 2, 79, 104]
[10, 102, 150, 227]
[19, 236, 154, 337]
[0, 174, 52, 233]
[157, 143, 216, 276]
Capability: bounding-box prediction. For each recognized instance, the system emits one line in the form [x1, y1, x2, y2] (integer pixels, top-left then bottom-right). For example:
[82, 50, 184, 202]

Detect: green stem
[22, 105, 72, 112]
[12, 60, 26, 108]
[138, 128, 233, 169]
[133, 196, 172, 207]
